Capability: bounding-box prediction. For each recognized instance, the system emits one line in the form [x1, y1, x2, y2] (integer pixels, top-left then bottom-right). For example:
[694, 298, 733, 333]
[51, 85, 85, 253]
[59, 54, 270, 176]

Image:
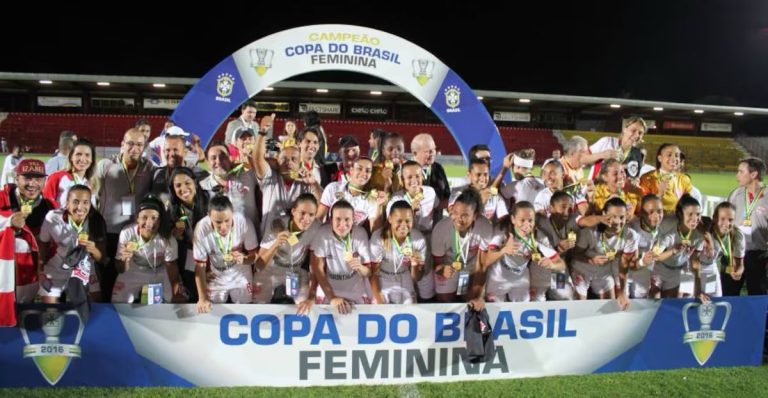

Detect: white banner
[115, 301, 659, 387]
[299, 102, 341, 114]
[493, 111, 530, 122]
[701, 122, 732, 133]
[144, 98, 181, 110]
[37, 96, 82, 107]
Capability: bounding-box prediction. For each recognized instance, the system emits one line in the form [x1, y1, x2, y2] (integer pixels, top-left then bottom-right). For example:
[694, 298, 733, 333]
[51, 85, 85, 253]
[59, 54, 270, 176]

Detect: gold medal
[126, 241, 138, 251]
[78, 233, 88, 242]
[725, 265, 733, 274]
[287, 234, 299, 246]
[368, 189, 378, 200]
[682, 239, 691, 246]
[175, 221, 186, 229]
[742, 219, 752, 227]
[403, 247, 413, 256]
[223, 253, 234, 262]
[289, 170, 299, 179]
[605, 250, 616, 260]
[652, 245, 663, 255]
[344, 251, 354, 262]
[452, 261, 463, 272]
[412, 192, 424, 202]
[245, 143, 255, 152]
[567, 231, 577, 242]
[385, 160, 394, 169]
[489, 187, 498, 195]
[531, 253, 542, 262]
[21, 204, 32, 215]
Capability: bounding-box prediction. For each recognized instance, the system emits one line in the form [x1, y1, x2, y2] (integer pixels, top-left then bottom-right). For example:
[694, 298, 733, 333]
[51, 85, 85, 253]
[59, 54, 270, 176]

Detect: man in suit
[225, 101, 261, 145]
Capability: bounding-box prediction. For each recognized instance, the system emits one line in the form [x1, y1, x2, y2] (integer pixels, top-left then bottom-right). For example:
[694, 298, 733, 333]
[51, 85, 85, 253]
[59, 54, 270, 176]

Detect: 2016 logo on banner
[20, 308, 85, 386]
[682, 302, 731, 366]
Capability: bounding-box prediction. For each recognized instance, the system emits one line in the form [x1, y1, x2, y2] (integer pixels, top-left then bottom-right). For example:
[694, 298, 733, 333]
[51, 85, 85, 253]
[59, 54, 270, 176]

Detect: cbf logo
[444, 85, 461, 113]
[411, 59, 434, 86]
[682, 302, 731, 366]
[215, 73, 235, 103]
[20, 308, 85, 385]
[249, 48, 274, 76]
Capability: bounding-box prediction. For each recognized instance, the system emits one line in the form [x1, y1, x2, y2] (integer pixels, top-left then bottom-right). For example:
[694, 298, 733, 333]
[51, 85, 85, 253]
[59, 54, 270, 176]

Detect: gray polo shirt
[728, 186, 768, 251]
[96, 157, 156, 234]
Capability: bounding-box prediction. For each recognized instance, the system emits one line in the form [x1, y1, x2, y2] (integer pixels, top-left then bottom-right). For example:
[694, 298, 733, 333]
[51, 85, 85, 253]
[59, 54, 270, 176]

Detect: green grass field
[3, 366, 767, 397]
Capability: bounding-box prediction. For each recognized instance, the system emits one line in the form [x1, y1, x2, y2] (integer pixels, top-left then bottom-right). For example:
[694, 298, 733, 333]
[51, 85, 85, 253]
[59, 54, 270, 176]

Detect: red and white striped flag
[0, 213, 16, 326]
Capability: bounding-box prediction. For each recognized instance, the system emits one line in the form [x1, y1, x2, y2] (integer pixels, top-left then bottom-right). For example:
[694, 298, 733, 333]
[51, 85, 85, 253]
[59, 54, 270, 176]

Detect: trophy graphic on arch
[412, 59, 434, 86]
[250, 48, 274, 76]
[682, 301, 731, 366]
[20, 307, 85, 385]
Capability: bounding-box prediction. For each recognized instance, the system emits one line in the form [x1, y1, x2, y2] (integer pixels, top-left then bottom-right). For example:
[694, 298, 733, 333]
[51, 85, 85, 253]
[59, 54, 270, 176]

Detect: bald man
[411, 134, 450, 208]
[95, 128, 157, 299]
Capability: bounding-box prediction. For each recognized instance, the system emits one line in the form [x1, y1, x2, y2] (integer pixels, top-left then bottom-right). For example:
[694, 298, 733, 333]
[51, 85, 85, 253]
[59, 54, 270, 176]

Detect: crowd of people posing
[4, 103, 767, 317]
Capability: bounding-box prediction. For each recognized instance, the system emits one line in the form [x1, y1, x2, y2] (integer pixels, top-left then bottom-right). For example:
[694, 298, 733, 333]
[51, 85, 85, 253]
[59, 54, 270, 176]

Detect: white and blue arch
[171, 24, 506, 173]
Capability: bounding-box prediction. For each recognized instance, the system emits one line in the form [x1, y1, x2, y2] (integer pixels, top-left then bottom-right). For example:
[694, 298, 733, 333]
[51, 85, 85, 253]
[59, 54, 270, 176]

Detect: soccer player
[450, 158, 508, 223]
[699, 202, 745, 297]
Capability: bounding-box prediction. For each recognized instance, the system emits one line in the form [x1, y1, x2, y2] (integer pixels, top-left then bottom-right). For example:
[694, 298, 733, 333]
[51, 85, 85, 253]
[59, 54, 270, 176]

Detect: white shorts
[486, 263, 530, 303]
[112, 268, 172, 303]
[323, 272, 370, 304]
[378, 270, 416, 304]
[253, 264, 309, 303]
[206, 263, 253, 304]
[679, 267, 695, 296]
[654, 263, 683, 291]
[699, 263, 722, 297]
[38, 262, 100, 298]
[627, 266, 653, 299]
[571, 260, 614, 297]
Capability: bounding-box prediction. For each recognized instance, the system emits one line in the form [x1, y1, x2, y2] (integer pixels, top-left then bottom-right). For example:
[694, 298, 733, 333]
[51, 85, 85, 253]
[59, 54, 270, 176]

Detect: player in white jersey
[317, 157, 386, 232]
[697, 202, 745, 299]
[113, 195, 184, 303]
[500, 149, 544, 208]
[431, 188, 492, 305]
[533, 160, 587, 216]
[449, 158, 508, 223]
[38, 185, 106, 303]
[624, 194, 664, 299]
[483, 201, 565, 302]
[256, 193, 320, 304]
[193, 195, 259, 313]
[310, 200, 373, 314]
[253, 124, 321, 237]
[571, 197, 636, 310]
[653, 194, 708, 300]
[388, 160, 438, 301]
[370, 200, 427, 304]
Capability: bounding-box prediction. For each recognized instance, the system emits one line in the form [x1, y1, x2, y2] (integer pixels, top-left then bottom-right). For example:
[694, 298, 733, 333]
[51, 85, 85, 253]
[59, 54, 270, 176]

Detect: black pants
[98, 233, 120, 302]
[724, 250, 767, 296]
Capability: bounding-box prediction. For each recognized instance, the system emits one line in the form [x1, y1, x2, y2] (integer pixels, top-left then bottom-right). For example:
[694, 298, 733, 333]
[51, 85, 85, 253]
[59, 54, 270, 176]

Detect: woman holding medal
[698, 202, 745, 297]
[193, 195, 259, 313]
[369, 200, 427, 304]
[625, 194, 665, 299]
[654, 194, 709, 300]
[256, 193, 320, 304]
[309, 200, 373, 314]
[112, 195, 184, 303]
[484, 201, 565, 302]
[368, 132, 405, 194]
[169, 167, 209, 303]
[43, 139, 99, 209]
[592, 158, 642, 219]
[571, 197, 637, 309]
[389, 160, 439, 302]
[431, 188, 493, 303]
[640, 144, 694, 215]
[317, 157, 385, 231]
[38, 185, 106, 303]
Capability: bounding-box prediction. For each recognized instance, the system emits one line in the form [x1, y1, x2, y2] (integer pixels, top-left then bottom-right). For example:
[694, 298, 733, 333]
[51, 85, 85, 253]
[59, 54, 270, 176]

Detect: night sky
[2, 1, 766, 106]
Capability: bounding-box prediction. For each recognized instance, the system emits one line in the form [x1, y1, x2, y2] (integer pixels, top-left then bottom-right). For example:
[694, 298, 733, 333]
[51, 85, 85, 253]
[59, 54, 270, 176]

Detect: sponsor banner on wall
[348, 104, 389, 116]
[1, 298, 765, 387]
[37, 96, 82, 107]
[144, 98, 181, 110]
[662, 120, 695, 131]
[254, 101, 291, 112]
[493, 111, 531, 122]
[701, 122, 732, 133]
[299, 102, 341, 114]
